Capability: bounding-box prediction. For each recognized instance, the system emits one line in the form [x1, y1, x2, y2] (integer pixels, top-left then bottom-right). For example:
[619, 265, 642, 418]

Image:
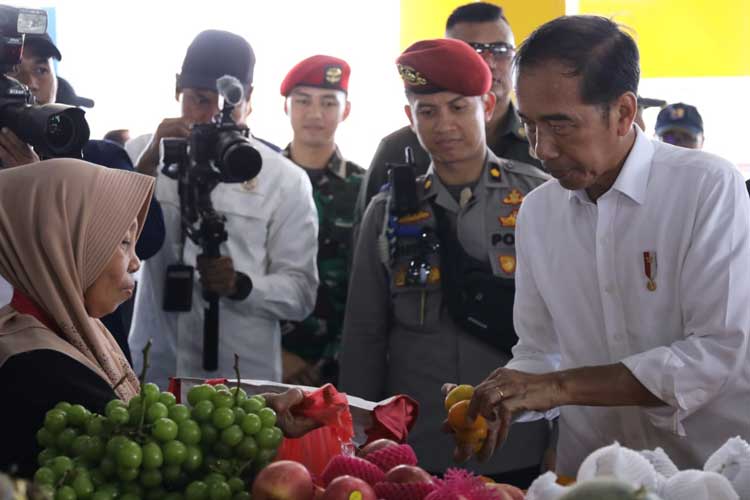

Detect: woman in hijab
[0, 159, 149, 476]
[0, 160, 319, 478]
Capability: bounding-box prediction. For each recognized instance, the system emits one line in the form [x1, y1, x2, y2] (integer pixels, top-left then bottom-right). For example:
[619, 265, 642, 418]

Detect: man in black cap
[353, 2, 541, 226]
[128, 30, 319, 387]
[654, 102, 704, 149]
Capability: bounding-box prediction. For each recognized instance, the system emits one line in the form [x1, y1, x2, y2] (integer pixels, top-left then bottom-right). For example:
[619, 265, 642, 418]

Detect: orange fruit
[456, 428, 486, 453]
[447, 400, 487, 433]
[444, 384, 474, 411]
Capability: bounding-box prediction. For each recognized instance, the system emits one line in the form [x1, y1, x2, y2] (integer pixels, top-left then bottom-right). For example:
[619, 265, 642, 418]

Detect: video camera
[161, 74, 262, 371]
[0, 5, 89, 158]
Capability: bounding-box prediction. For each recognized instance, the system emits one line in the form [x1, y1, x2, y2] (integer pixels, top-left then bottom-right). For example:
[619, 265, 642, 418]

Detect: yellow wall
[399, 0, 565, 50]
[580, 0, 750, 77]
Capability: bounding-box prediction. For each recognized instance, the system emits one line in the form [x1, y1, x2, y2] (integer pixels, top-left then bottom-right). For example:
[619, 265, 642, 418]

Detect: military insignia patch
[398, 210, 430, 224]
[325, 66, 343, 84]
[498, 209, 518, 228]
[397, 64, 428, 86]
[489, 167, 502, 179]
[503, 189, 524, 205]
[670, 107, 685, 120]
[499, 255, 516, 274]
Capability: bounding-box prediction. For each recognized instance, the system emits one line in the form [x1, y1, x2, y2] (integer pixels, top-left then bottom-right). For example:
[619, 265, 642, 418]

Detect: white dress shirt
[129, 137, 319, 388]
[508, 126, 750, 475]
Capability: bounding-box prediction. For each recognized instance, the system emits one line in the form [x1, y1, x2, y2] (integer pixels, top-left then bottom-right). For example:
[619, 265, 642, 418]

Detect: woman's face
[84, 217, 140, 318]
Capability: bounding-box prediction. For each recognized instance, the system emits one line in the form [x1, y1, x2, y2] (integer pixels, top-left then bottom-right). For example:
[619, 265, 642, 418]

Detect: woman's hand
[261, 388, 322, 438]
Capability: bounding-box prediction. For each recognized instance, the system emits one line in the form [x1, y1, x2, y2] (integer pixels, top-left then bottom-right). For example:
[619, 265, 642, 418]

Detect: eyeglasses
[467, 42, 515, 59]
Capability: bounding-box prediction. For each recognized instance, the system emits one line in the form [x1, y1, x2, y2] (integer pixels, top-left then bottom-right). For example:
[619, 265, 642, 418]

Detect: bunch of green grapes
[32, 382, 284, 500]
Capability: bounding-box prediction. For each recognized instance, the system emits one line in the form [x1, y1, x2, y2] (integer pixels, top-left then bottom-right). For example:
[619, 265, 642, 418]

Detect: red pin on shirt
[643, 251, 657, 291]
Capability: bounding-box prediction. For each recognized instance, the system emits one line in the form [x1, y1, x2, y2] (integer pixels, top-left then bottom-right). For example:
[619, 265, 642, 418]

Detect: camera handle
[199, 212, 228, 371]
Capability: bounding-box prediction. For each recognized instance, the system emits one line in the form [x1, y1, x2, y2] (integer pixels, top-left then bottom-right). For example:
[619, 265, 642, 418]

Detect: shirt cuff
[506, 352, 561, 374]
[621, 349, 695, 436]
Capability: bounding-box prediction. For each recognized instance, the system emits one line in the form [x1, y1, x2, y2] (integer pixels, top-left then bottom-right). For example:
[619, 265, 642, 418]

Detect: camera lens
[215, 130, 262, 183]
[46, 113, 75, 149]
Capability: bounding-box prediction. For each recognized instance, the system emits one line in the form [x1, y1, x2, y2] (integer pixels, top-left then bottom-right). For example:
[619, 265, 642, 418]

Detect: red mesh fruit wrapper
[364, 444, 418, 472]
[365, 395, 419, 444]
[320, 455, 386, 486]
[424, 469, 504, 500]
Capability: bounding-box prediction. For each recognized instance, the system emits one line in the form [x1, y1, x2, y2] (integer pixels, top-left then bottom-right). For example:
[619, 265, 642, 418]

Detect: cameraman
[128, 30, 319, 387]
[0, 32, 165, 363]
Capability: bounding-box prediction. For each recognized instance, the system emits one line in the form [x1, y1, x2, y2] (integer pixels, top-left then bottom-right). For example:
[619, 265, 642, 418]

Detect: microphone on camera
[216, 75, 244, 106]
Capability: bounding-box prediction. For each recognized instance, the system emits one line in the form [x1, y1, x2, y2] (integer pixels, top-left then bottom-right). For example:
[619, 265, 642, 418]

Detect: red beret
[280, 55, 350, 96]
[396, 38, 491, 96]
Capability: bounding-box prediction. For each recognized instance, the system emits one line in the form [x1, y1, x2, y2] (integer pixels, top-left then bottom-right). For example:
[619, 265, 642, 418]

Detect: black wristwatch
[228, 272, 253, 301]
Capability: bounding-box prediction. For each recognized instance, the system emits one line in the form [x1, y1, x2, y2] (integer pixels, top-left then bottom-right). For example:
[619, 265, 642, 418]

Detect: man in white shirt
[457, 15, 750, 475]
[129, 30, 319, 387]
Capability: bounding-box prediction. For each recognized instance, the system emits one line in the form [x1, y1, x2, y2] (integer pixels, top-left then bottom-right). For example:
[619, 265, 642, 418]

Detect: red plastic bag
[275, 384, 354, 477]
[365, 395, 419, 445]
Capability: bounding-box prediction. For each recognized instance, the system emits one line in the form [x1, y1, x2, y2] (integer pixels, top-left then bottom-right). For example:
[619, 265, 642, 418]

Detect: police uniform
[340, 38, 552, 483]
[281, 145, 364, 382]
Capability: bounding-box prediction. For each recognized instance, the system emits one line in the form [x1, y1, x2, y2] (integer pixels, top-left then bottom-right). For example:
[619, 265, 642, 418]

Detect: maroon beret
[280, 55, 350, 96]
[396, 38, 491, 96]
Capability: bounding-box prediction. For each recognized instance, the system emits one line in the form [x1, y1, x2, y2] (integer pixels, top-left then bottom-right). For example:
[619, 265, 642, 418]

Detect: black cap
[177, 30, 255, 92]
[655, 102, 703, 136]
[23, 33, 62, 61]
[56, 76, 94, 108]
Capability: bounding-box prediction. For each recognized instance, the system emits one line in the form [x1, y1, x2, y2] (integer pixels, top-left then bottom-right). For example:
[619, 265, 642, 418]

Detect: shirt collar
[494, 102, 523, 139]
[421, 150, 497, 211]
[283, 144, 347, 180]
[568, 126, 654, 205]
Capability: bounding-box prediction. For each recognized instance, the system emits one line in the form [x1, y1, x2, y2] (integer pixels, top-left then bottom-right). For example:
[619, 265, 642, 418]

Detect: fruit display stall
[9, 373, 749, 499]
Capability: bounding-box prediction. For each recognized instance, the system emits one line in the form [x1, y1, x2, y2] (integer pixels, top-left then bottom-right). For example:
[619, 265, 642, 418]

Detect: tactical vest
[379, 164, 526, 355]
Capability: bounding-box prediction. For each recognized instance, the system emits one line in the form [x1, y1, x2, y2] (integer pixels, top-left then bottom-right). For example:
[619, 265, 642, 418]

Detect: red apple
[384, 465, 434, 484]
[251, 460, 315, 500]
[322, 475, 377, 500]
[313, 485, 326, 500]
[357, 438, 399, 458]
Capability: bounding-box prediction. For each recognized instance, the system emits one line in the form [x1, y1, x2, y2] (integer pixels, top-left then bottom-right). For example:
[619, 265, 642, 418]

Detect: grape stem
[234, 353, 241, 406]
[139, 339, 153, 387]
[137, 339, 153, 436]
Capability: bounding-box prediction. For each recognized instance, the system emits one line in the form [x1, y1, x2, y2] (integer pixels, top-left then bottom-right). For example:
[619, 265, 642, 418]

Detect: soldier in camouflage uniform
[279, 55, 364, 386]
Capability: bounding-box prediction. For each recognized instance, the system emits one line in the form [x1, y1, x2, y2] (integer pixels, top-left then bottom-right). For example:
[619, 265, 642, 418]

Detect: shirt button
[604, 284, 615, 294]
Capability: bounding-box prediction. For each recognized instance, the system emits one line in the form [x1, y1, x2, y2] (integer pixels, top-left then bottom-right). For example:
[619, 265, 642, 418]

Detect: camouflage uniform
[282, 145, 364, 384]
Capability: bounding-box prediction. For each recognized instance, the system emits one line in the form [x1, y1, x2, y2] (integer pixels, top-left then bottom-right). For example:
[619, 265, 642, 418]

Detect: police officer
[340, 39, 550, 486]
[353, 2, 540, 225]
[279, 55, 364, 386]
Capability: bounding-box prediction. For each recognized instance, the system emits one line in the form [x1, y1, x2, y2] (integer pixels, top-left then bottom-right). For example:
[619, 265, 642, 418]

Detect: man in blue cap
[655, 102, 704, 149]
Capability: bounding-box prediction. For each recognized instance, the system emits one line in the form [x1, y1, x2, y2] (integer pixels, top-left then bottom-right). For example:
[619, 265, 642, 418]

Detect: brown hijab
[0, 159, 154, 401]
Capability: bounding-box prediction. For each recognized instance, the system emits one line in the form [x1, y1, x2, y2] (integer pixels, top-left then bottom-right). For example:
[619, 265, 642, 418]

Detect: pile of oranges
[444, 385, 488, 453]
